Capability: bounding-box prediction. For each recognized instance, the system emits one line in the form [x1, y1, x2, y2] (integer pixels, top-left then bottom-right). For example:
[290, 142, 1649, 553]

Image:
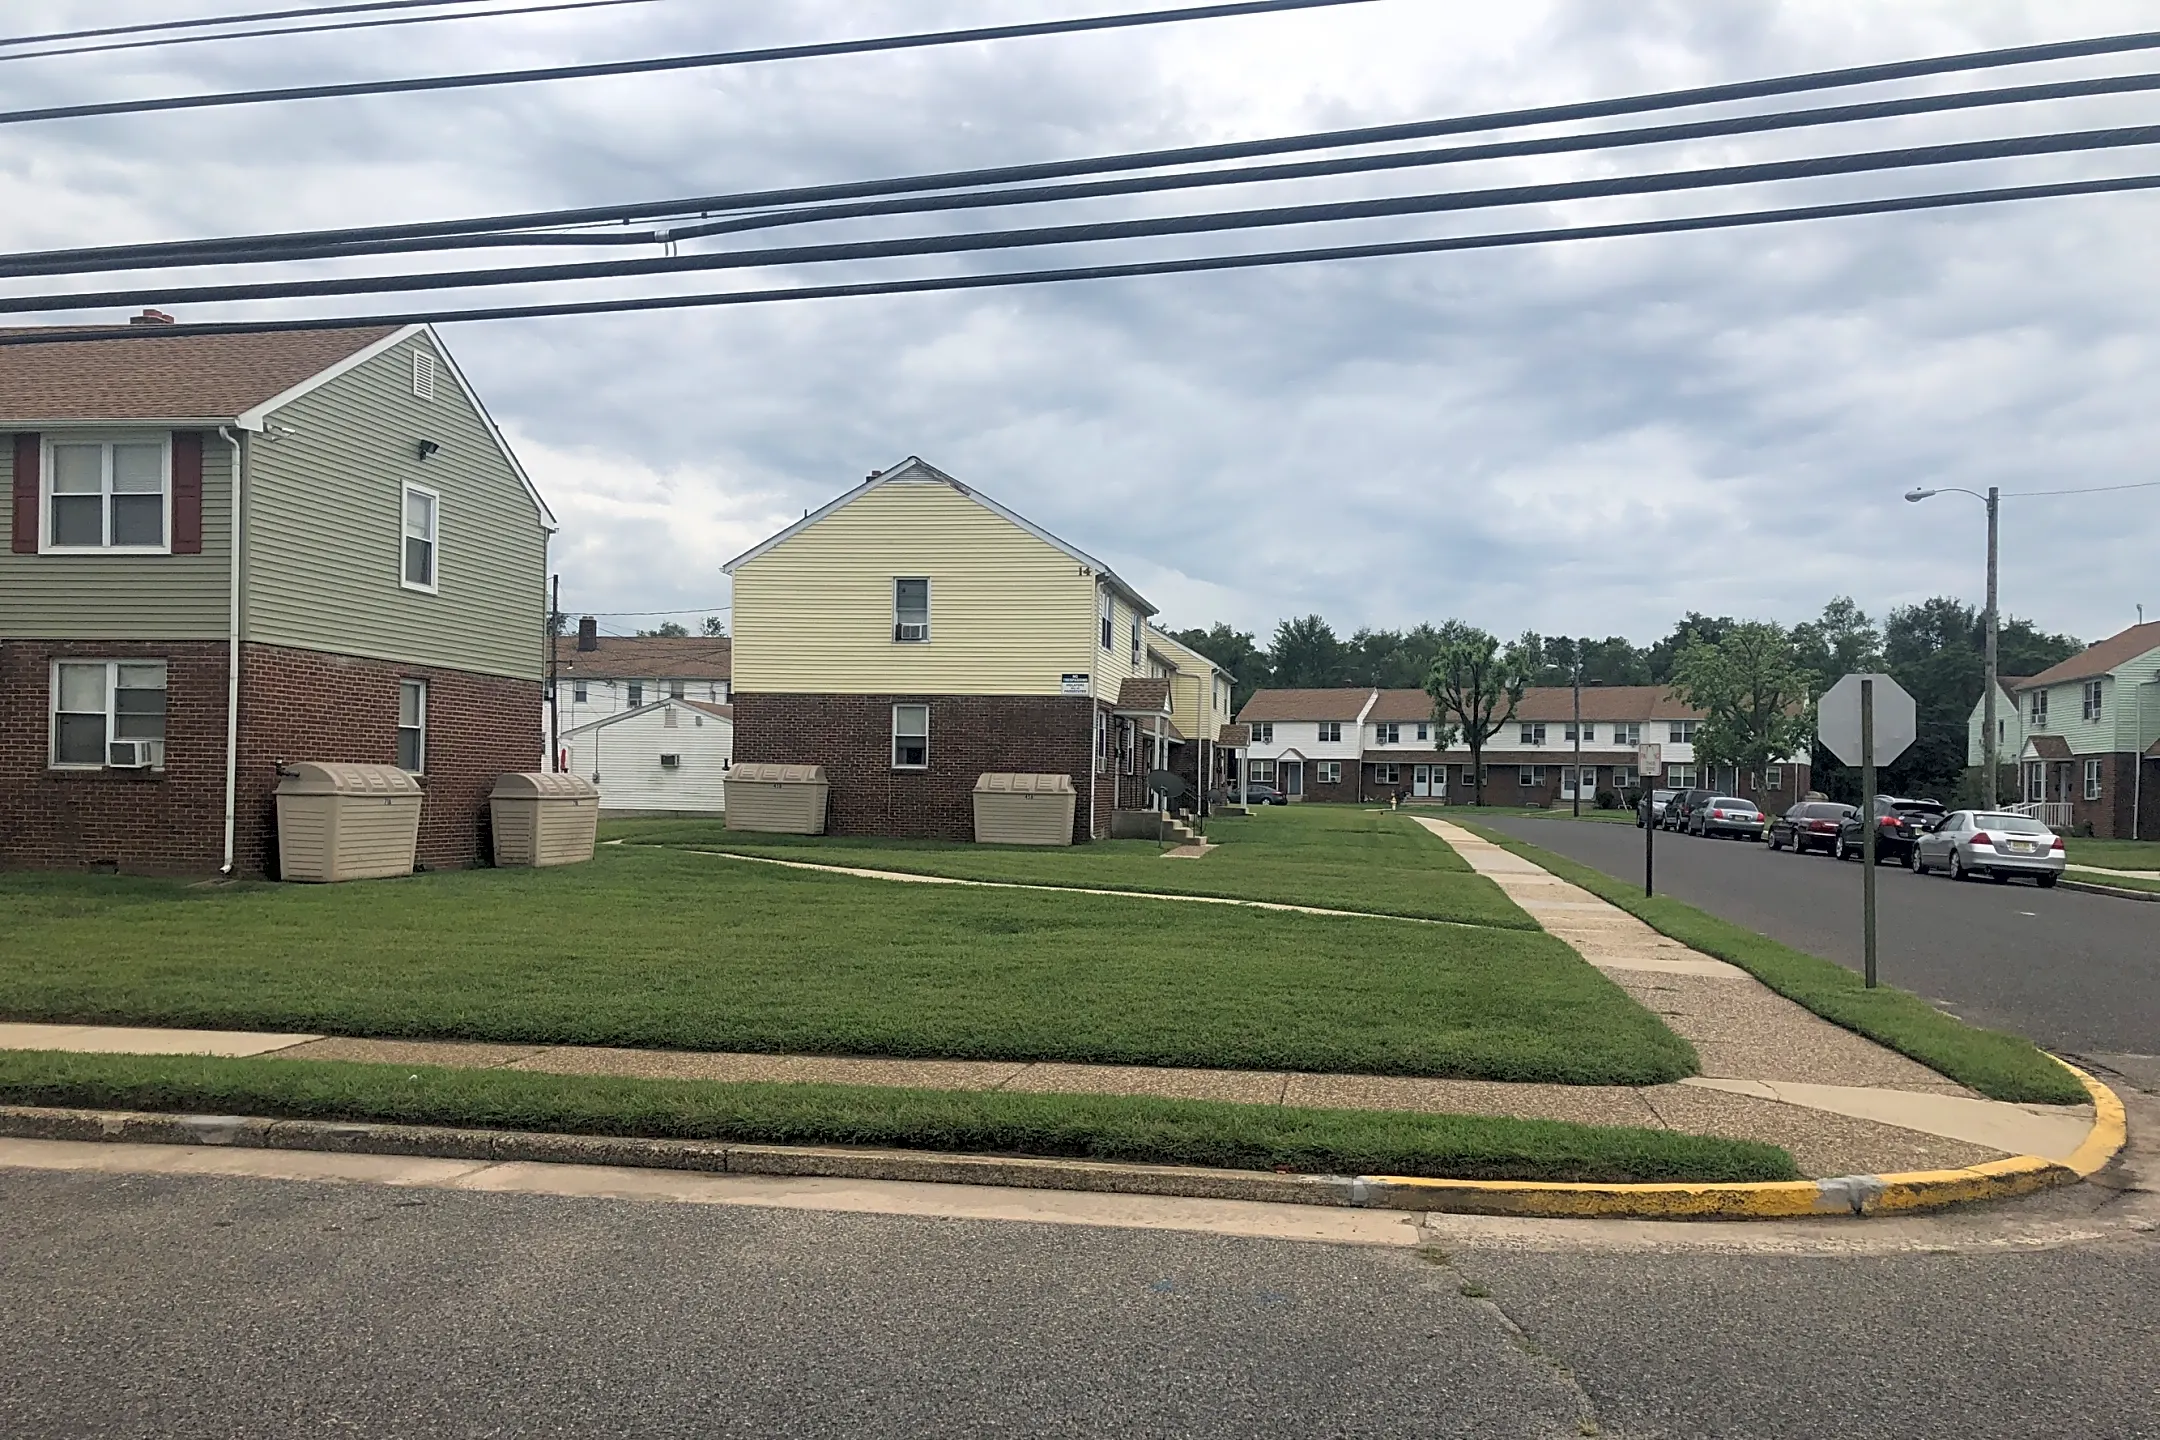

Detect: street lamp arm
[1903, 486, 1988, 503]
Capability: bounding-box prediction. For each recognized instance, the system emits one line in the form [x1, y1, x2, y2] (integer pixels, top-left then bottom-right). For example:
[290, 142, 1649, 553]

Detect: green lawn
[607, 804, 1536, 929]
[0, 1051, 1794, 1184]
[1451, 821, 2085, 1105]
[1413, 805, 1639, 825]
[2066, 869, 2160, 896]
[2065, 838, 2160, 871]
[0, 846, 1695, 1085]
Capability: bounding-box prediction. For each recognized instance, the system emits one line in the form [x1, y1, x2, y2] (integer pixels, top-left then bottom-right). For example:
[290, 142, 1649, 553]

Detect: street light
[1905, 484, 2000, 805]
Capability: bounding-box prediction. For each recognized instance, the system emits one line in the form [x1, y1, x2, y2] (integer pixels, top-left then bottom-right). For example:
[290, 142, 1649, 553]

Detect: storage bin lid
[733, 762, 827, 784]
[275, 761, 422, 796]
[491, 771, 599, 800]
[974, 772, 1075, 794]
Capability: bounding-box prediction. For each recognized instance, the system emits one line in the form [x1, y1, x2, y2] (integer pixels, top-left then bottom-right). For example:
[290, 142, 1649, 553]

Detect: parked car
[1664, 788, 1715, 831]
[1241, 783, 1287, 806]
[1835, 797, 1946, 866]
[1766, 800, 1857, 855]
[1913, 810, 2065, 885]
[1689, 796, 1765, 839]
[1637, 788, 1678, 827]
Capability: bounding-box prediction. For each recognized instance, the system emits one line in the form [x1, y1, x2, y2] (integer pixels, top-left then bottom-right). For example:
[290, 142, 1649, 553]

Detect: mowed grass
[1451, 821, 2085, 1105]
[0, 1051, 1794, 1184]
[0, 846, 1696, 1085]
[2066, 838, 2160, 871]
[2067, 869, 2160, 895]
[609, 804, 1536, 929]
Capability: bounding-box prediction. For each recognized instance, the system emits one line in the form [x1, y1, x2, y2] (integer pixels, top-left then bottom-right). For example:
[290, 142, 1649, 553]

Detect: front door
[1412, 765, 1432, 798]
[1282, 761, 1304, 799]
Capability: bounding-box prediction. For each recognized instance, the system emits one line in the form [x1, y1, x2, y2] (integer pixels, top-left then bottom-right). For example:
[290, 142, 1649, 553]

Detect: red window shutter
[171, 430, 204, 554]
[10, 433, 36, 554]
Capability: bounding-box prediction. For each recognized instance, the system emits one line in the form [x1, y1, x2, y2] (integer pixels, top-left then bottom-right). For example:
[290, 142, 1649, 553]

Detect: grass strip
[1452, 821, 2085, 1105]
[2064, 838, 2160, 871]
[2065, 869, 2160, 896]
[0, 1050, 1797, 1184]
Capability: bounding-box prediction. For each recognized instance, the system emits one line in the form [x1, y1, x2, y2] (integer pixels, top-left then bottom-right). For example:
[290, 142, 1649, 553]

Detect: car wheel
[2038, 873, 2059, 889]
[1950, 852, 1968, 881]
[1913, 849, 1929, 875]
[1900, 848, 1915, 870]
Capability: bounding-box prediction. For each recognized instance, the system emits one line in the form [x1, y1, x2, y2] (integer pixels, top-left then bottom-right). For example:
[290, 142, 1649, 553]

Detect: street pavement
[1470, 814, 2160, 1064]
[2, 1157, 2157, 1440]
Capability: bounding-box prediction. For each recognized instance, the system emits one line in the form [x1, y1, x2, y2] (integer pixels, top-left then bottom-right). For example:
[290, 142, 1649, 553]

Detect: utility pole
[1571, 643, 1583, 818]
[547, 573, 561, 772]
[1983, 485, 2000, 807]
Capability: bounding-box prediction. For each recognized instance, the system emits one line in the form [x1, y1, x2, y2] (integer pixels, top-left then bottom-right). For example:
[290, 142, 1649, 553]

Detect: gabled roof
[721, 456, 1154, 615]
[1145, 624, 1231, 679]
[0, 321, 401, 422]
[1250, 685, 1707, 724]
[555, 635, 732, 680]
[561, 697, 731, 738]
[2016, 622, 2157, 691]
[2023, 734, 2073, 761]
[1512, 686, 1705, 723]
[684, 700, 734, 721]
[1115, 677, 1171, 714]
[1237, 688, 1376, 722]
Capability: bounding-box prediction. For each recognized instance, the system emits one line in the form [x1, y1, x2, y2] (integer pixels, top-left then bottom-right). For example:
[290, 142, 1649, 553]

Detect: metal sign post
[1860, 677, 1878, 988]
[1819, 672, 1914, 991]
[1637, 742, 1662, 897]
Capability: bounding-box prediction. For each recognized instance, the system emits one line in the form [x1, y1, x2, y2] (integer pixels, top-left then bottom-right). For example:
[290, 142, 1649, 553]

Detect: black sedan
[1835, 797, 1947, 866]
[1767, 800, 1857, 855]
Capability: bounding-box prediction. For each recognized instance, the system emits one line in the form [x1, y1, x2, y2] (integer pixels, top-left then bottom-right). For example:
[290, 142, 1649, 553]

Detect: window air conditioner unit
[894, 622, 929, 642]
[659, 753, 681, 769]
[107, 740, 153, 769]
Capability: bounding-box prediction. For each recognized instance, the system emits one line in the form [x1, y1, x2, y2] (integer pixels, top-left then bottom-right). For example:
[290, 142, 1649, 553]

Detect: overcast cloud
[4, 0, 2156, 644]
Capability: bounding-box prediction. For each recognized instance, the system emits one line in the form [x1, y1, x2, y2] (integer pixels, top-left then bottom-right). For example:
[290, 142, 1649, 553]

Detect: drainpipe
[217, 426, 244, 875]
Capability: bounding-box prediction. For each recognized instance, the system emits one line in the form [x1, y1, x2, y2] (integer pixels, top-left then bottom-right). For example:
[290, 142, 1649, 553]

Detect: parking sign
[1636, 743, 1662, 776]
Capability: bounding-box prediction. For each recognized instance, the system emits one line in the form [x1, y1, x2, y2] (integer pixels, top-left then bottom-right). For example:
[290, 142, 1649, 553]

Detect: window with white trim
[2082, 680, 2103, 722]
[1668, 764, 1698, 788]
[893, 577, 930, 643]
[1415, 721, 1429, 741]
[1612, 722, 1641, 746]
[1518, 765, 1546, 787]
[2085, 758, 2103, 801]
[1520, 722, 1546, 745]
[1614, 766, 1637, 787]
[572, 681, 588, 704]
[1461, 764, 1487, 787]
[1099, 590, 1113, 649]
[1765, 765, 1784, 789]
[1318, 720, 1342, 743]
[1095, 709, 1107, 764]
[1248, 758, 1276, 784]
[1564, 723, 1596, 743]
[44, 435, 170, 552]
[1372, 722, 1400, 745]
[401, 484, 438, 591]
[1668, 720, 1698, 743]
[1317, 761, 1342, 785]
[668, 679, 685, 700]
[892, 703, 929, 769]
[1371, 763, 1397, 785]
[397, 679, 426, 772]
[1129, 615, 1141, 665]
[411, 349, 437, 400]
[51, 660, 166, 768]
[2029, 690, 2048, 729]
[1249, 722, 1274, 744]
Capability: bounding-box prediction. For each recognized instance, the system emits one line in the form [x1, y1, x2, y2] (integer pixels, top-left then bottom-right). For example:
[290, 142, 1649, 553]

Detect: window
[659, 753, 681, 769]
[397, 680, 426, 772]
[1668, 720, 1698, 743]
[1130, 615, 1141, 665]
[1373, 722, 1399, 745]
[2029, 690, 2048, 729]
[627, 681, 643, 707]
[1765, 765, 1783, 790]
[893, 577, 930, 643]
[1317, 761, 1342, 785]
[1518, 765, 1546, 787]
[1520, 722, 1547, 745]
[1614, 766, 1636, 787]
[1415, 721, 1428, 741]
[1248, 758, 1276, 784]
[1318, 720, 1342, 743]
[51, 660, 166, 768]
[572, 681, 588, 704]
[1370, 763, 1397, 785]
[1668, 764, 1697, 788]
[663, 706, 680, 730]
[401, 483, 438, 591]
[44, 436, 169, 552]
[1612, 722, 1640, 746]
[2024, 762, 2045, 803]
[2085, 758, 2103, 801]
[1216, 677, 1230, 715]
[1564, 723, 1596, 743]
[668, 679, 685, 700]
[1249, 722, 1274, 744]
[411, 349, 436, 400]
[1099, 590, 1113, 649]
[892, 704, 929, 769]
[1095, 710, 1108, 764]
[2082, 680, 2103, 722]
[1461, 764, 1487, 787]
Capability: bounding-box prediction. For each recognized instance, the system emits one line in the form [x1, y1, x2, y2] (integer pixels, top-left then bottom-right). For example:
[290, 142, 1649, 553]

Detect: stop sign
[1817, 673, 1917, 767]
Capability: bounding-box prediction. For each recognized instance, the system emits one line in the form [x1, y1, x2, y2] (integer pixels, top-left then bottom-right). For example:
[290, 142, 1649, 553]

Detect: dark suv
[1835, 797, 1946, 866]
[1663, 788, 1715, 832]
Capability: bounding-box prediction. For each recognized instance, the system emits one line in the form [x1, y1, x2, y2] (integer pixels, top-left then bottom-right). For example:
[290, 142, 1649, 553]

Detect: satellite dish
[1145, 769, 1187, 801]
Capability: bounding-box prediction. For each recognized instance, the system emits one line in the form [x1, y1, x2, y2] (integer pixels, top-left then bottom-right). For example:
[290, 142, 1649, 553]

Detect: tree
[1669, 622, 1816, 787]
[638, 620, 690, 638]
[1425, 623, 1532, 806]
[1269, 614, 1347, 688]
[1169, 623, 1271, 713]
[701, 615, 728, 638]
[1791, 596, 1881, 695]
[1645, 612, 1737, 685]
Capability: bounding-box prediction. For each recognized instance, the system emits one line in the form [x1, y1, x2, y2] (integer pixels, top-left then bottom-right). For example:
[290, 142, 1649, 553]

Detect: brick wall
[734, 692, 1097, 841]
[0, 638, 538, 876]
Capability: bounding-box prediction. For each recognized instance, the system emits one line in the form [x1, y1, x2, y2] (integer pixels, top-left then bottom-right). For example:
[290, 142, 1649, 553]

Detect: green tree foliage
[1269, 614, 1348, 688]
[1523, 635, 1652, 687]
[1168, 624, 1273, 712]
[701, 615, 728, 638]
[1425, 624, 1533, 805]
[1340, 623, 1452, 689]
[1791, 596, 1882, 695]
[1645, 612, 1737, 685]
[639, 621, 691, 638]
[1670, 622, 1816, 783]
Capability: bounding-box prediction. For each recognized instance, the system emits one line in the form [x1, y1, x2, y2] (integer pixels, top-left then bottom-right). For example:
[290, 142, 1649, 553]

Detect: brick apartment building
[1, 315, 555, 875]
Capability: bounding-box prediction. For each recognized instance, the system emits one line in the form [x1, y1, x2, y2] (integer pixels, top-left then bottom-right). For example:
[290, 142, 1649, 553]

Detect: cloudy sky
[5, 0, 2157, 645]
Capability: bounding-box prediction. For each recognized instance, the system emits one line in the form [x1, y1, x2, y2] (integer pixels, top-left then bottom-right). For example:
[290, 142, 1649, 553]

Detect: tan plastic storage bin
[725, 763, 829, 834]
[972, 772, 1077, 846]
[490, 772, 599, 867]
[275, 762, 423, 882]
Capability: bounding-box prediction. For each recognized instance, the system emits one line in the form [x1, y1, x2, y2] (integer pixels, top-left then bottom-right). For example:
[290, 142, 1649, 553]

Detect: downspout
[217, 426, 244, 875]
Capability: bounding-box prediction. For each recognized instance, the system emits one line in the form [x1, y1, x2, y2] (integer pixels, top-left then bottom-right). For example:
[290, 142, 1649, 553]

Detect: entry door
[1412, 765, 1432, 797]
[1282, 761, 1304, 798]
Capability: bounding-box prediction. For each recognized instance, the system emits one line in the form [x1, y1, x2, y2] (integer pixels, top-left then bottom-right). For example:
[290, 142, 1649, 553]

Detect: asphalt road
[1472, 814, 2160, 1060]
[3, 1164, 2158, 1440]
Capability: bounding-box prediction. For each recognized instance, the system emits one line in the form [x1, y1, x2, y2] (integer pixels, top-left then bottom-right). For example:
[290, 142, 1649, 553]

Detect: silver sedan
[1912, 810, 2066, 886]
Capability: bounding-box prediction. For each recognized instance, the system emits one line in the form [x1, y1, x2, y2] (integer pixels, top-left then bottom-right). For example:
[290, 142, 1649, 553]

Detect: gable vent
[411, 350, 436, 401]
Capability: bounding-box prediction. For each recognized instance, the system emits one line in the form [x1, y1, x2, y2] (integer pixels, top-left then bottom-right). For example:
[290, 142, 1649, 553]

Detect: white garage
[561, 700, 731, 817]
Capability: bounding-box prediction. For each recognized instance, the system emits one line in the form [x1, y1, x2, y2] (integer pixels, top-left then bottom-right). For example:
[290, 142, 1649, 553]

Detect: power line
[2011, 480, 2160, 496]
[0, 0, 502, 48]
[12, 66, 2160, 279]
[0, 0, 1379, 127]
[13, 123, 2159, 314]
[5, 170, 2150, 345]
[0, 0, 669, 64]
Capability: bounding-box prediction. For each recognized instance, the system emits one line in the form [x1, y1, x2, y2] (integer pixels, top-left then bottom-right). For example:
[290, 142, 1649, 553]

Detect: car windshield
[1973, 813, 2049, 834]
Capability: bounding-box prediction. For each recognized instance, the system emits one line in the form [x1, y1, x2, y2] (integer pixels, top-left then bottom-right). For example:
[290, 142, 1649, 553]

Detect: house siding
[0, 431, 233, 638]
[565, 701, 731, 816]
[244, 333, 548, 681]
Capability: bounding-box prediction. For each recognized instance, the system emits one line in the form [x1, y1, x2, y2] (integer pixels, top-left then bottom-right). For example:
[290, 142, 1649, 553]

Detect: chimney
[129, 309, 176, 325]
[576, 616, 599, 651]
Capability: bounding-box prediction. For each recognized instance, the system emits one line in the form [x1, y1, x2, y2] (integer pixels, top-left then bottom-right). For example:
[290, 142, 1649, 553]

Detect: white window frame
[2082, 680, 2103, 722]
[1317, 760, 1342, 785]
[411, 349, 437, 401]
[1519, 765, 1545, 788]
[2085, 758, 2103, 801]
[892, 703, 929, 770]
[1373, 722, 1400, 745]
[1095, 709, 1108, 764]
[893, 576, 931, 644]
[1520, 722, 1546, 746]
[1668, 764, 1698, 789]
[1318, 720, 1342, 743]
[1371, 762, 1398, 786]
[1129, 615, 1142, 665]
[2029, 690, 2048, 729]
[40, 433, 173, 556]
[1248, 758, 1277, 785]
[1099, 590, 1114, 650]
[1765, 765, 1783, 790]
[49, 659, 168, 770]
[1415, 721, 1428, 741]
[1668, 720, 1698, 743]
[397, 679, 427, 773]
[572, 680, 588, 704]
[1612, 722, 1641, 746]
[1564, 723, 1596, 743]
[401, 482, 440, 594]
[1250, 722, 1274, 744]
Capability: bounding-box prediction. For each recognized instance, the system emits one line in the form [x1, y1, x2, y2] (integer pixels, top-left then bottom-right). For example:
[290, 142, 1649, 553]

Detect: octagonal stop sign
[1816, 673, 1917, 768]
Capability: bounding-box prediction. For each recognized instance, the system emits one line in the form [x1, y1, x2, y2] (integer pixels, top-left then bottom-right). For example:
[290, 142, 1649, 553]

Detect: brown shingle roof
[1236, 688, 1375, 722]
[2015, 622, 2156, 691]
[683, 700, 734, 721]
[0, 324, 401, 420]
[1512, 686, 1705, 722]
[554, 635, 732, 680]
[1255, 685, 1706, 724]
[1218, 723, 1251, 746]
[1115, 677, 1171, 713]
[2026, 734, 2072, 760]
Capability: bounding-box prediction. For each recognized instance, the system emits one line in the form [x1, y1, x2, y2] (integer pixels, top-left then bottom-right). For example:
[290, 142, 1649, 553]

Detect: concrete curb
[2058, 877, 2159, 903]
[0, 1066, 2124, 1220]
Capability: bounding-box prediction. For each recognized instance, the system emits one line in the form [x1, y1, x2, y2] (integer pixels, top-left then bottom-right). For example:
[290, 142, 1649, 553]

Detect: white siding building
[562, 699, 732, 816]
